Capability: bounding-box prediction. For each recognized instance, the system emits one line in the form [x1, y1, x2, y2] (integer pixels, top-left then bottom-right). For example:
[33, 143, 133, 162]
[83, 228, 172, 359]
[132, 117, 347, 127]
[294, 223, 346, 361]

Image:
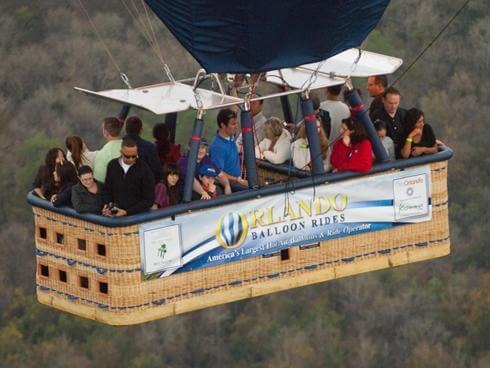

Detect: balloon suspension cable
[211, 73, 226, 95]
[192, 69, 208, 90]
[302, 58, 327, 94]
[243, 93, 251, 111]
[120, 73, 133, 89]
[391, 0, 471, 87]
[76, 0, 124, 76]
[122, 0, 176, 82]
[193, 89, 205, 116]
[345, 48, 362, 81]
[250, 73, 264, 95]
[344, 78, 354, 92]
[341, 50, 362, 91]
[192, 71, 206, 115]
[278, 70, 290, 91]
[163, 63, 175, 83]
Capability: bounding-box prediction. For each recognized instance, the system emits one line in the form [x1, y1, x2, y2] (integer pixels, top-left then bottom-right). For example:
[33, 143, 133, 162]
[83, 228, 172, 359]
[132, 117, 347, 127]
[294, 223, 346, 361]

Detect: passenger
[102, 137, 155, 216]
[51, 162, 78, 207]
[177, 138, 231, 198]
[209, 108, 248, 187]
[311, 92, 331, 138]
[291, 120, 331, 172]
[320, 85, 350, 140]
[236, 94, 268, 147]
[400, 108, 438, 159]
[153, 122, 181, 166]
[153, 164, 182, 209]
[125, 116, 163, 182]
[71, 166, 105, 214]
[93, 117, 123, 182]
[192, 164, 223, 200]
[367, 75, 387, 117]
[255, 117, 291, 164]
[330, 118, 373, 173]
[374, 120, 395, 160]
[33, 148, 66, 200]
[65, 135, 97, 170]
[370, 87, 407, 156]
[249, 95, 267, 143]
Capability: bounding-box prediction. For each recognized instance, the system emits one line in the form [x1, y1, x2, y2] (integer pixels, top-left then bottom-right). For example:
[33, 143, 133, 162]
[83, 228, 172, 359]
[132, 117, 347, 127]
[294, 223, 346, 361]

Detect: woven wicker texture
[34, 161, 450, 325]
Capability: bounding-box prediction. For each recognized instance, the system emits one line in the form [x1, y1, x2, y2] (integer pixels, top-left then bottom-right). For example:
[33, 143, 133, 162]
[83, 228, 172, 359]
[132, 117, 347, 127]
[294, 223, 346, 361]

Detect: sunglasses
[122, 153, 137, 159]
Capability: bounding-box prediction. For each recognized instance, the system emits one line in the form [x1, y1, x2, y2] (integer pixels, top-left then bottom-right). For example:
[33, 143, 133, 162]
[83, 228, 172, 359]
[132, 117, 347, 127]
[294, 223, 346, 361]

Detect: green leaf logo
[158, 243, 167, 258]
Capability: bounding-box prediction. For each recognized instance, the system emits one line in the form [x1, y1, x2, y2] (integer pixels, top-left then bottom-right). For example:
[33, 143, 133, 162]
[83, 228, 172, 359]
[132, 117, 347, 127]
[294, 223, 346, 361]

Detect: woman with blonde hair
[255, 117, 291, 164]
[65, 135, 97, 170]
[291, 120, 331, 171]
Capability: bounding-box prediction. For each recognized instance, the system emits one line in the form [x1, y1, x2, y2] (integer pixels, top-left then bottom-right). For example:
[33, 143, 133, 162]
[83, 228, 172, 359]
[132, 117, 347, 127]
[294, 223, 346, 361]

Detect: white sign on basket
[140, 224, 182, 275]
[393, 173, 430, 221]
[139, 166, 432, 279]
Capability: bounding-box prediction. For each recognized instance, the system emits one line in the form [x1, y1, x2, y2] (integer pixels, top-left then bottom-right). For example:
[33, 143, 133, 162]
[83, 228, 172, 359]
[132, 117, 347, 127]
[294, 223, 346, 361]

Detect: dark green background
[0, 1, 488, 367]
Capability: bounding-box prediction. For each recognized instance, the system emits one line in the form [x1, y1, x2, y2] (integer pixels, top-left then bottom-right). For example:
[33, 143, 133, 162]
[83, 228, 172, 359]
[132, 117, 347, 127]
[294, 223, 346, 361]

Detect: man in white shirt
[236, 94, 267, 147]
[320, 85, 350, 141]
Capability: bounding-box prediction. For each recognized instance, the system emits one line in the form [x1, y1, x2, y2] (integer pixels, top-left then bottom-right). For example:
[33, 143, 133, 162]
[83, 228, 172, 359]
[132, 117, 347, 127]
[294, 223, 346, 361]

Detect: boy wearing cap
[192, 164, 223, 200]
[178, 137, 231, 199]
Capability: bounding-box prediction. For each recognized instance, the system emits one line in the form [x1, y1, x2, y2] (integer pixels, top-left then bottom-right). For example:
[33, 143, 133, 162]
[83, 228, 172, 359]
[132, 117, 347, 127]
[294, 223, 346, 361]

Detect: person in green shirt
[93, 117, 124, 182]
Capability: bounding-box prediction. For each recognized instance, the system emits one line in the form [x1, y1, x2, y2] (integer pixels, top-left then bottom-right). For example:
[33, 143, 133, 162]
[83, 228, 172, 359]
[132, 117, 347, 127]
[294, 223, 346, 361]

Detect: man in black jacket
[102, 137, 155, 216]
[371, 87, 407, 157]
[124, 116, 163, 182]
[367, 75, 387, 117]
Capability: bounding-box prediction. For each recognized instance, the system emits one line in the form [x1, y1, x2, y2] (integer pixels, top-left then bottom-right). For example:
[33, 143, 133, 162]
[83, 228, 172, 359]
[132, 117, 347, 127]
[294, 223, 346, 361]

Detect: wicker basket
[34, 161, 450, 325]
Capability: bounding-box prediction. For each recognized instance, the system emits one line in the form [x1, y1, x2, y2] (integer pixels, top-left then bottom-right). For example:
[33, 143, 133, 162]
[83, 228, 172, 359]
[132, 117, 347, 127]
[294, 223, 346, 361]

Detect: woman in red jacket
[330, 118, 373, 173]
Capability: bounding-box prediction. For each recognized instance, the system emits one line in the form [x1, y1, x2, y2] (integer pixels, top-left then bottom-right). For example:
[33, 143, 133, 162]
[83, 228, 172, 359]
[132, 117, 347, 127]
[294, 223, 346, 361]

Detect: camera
[108, 202, 118, 215]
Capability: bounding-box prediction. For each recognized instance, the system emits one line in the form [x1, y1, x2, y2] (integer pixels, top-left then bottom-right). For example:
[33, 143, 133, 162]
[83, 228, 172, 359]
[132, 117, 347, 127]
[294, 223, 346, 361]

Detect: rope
[301, 60, 326, 92]
[121, 0, 175, 81]
[141, 0, 175, 81]
[75, 0, 122, 74]
[122, 0, 154, 48]
[391, 0, 471, 86]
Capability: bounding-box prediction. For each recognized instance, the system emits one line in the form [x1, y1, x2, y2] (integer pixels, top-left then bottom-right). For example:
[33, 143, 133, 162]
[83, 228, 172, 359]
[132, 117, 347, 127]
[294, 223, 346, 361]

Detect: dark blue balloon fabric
[145, 0, 390, 73]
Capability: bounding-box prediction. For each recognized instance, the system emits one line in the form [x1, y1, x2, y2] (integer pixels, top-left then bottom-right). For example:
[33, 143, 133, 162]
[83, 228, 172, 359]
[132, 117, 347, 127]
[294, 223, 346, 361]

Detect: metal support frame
[118, 105, 131, 121]
[280, 95, 293, 124]
[164, 113, 178, 143]
[300, 94, 325, 176]
[182, 114, 204, 203]
[344, 81, 390, 163]
[241, 97, 259, 189]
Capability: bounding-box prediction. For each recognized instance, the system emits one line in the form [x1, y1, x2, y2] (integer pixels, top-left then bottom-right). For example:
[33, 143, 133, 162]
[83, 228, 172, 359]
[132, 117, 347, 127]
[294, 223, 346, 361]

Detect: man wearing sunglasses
[102, 137, 155, 216]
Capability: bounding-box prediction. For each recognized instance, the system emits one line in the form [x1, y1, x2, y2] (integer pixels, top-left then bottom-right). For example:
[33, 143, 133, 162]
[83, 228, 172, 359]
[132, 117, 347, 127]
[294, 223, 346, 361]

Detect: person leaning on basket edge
[101, 137, 155, 217]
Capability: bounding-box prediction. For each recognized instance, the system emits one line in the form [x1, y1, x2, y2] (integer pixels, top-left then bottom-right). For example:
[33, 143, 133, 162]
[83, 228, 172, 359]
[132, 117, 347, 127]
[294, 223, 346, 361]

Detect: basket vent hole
[97, 244, 106, 256]
[77, 239, 86, 251]
[56, 233, 64, 244]
[40, 264, 49, 277]
[39, 227, 47, 239]
[79, 276, 89, 289]
[59, 270, 67, 283]
[280, 249, 290, 261]
[99, 282, 108, 294]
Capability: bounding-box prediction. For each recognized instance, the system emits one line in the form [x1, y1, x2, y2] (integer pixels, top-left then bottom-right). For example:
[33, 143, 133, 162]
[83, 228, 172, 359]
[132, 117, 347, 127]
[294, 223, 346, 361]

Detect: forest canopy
[0, 0, 488, 367]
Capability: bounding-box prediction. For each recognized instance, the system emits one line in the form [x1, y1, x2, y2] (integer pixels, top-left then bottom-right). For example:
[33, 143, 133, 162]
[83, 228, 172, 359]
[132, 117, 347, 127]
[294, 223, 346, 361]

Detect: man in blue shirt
[209, 108, 248, 187]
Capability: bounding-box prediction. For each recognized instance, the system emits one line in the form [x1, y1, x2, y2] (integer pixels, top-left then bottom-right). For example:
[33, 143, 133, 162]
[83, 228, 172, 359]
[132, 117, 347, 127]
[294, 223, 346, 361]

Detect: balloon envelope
[144, 0, 391, 73]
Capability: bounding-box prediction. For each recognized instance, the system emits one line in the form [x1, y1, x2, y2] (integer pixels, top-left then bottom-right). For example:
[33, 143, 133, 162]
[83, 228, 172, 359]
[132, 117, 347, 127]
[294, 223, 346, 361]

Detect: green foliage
[14, 6, 34, 24]
[363, 29, 394, 55]
[15, 132, 61, 192]
[0, 0, 489, 366]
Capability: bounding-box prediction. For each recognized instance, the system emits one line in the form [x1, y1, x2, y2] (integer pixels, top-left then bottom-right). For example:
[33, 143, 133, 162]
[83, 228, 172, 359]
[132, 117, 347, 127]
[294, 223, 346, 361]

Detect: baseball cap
[198, 164, 218, 177]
